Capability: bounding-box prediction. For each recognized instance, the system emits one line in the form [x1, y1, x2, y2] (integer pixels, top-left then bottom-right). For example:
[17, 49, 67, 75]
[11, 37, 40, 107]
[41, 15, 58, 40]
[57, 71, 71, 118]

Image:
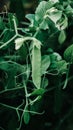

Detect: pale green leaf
[65, 5, 73, 14]
[30, 88, 45, 96]
[64, 44, 73, 63]
[40, 19, 49, 30]
[49, 0, 59, 4]
[24, 111, 30, 124]
[25, 14, 38, 27]
[56, 60, 68, 74]
[35, 1, 52, 22]
[56, 14, 68, 30]
[25, 14, 35, 23]
[46, 7, 62, 24]
[58, 30, 66, 44]
[41, 55, 50, 75]
[61, 16, 68, 30]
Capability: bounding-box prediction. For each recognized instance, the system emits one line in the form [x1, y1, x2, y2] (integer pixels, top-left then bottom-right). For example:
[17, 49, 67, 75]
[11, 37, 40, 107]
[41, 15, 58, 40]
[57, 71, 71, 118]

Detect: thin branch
[0, 35, 17, 49]
[13, 16, 18, 35]
[0, 102, 44, 115]
[0, 87, 24, 95]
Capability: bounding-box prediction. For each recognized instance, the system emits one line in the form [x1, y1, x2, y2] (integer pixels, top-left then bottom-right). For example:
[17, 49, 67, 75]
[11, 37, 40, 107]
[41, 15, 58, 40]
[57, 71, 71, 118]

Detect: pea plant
[0, 0, 73, 130]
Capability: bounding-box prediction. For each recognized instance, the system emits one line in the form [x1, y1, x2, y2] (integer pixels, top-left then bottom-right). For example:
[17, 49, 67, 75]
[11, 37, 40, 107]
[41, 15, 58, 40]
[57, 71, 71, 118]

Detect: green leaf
[30, 88, 45, 96]
[41, 55, 50, 75]
[65, 5, 73, 14]
[58, 30, 66, 44]
[0, 61, 28, 89]
[26, 14, 38, 28]
[49, 0, 59, 4]
[46, 7, 62, 24]
[40, 19, 49, 30]
[61, 15, 68, 30]
[64, 44, 73, 63]
[32, 40, 41, 89]
[56, 14, 68, 30]
[25, 14, 35, 25]
[24, 111, 30, 124]
[35, 1, 52, 23]
[50, 52, 62, 63]
[56, 60, 68, 74]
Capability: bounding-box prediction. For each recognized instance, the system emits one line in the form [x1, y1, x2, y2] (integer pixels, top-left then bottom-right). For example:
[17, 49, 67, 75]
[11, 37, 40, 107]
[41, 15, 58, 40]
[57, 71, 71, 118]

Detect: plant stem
[0, 35, 17, 49]
[13, 16, 18, 35]
[0, 102, 44, 115]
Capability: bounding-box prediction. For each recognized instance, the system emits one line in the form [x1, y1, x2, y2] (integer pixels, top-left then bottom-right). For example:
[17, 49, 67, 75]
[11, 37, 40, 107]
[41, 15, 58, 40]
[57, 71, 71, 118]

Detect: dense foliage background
[0, 0, 73, 130]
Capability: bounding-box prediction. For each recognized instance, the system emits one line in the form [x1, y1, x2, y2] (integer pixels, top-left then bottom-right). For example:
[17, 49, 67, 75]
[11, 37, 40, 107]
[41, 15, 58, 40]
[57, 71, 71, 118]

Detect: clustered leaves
[0, 0, 73, 130]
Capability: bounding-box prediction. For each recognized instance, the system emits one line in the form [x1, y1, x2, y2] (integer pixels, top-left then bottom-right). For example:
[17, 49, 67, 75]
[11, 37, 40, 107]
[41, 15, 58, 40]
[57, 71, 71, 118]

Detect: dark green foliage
[0, 0, 73, 130]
